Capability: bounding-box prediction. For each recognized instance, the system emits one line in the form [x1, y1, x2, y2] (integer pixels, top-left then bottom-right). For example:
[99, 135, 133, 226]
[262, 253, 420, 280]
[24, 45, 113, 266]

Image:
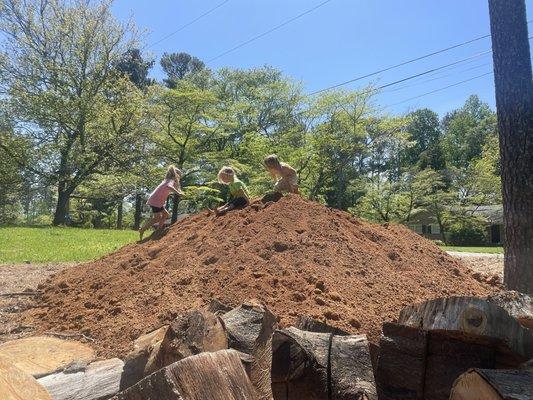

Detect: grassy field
[0, 226, 137, 263]
[440, 246, 504, 254]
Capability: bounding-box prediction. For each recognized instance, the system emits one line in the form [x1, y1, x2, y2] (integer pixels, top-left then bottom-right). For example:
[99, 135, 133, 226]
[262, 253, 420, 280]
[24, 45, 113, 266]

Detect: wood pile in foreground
[1, 294, 532, 400]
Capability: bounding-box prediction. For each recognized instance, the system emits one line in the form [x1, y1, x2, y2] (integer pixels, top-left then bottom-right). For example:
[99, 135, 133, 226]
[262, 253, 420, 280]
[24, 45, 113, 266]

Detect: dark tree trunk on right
[488, 0, 533, 294]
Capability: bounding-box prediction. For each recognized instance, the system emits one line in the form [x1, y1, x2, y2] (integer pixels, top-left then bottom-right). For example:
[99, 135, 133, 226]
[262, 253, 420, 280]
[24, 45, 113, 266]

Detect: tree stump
[38, 358, 124, 400]
[450, 368, 533, 400]
[271, 327, 376, 400]
[120, 309, 228, 390]
[0, 356, 51, 400]
[0, 336, 95, 377]
[222, 303, 278, 400]
[113, 349, 258, 400]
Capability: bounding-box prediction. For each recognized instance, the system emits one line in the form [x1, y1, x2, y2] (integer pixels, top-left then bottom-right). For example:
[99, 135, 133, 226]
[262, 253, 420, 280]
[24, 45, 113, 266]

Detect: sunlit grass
[0, 226, 137, 263]
[440, 246, 504, 254]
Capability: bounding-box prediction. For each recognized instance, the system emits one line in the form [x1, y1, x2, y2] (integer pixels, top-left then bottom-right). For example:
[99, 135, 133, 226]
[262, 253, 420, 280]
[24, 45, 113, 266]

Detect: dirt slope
[22, 195, 494, 358]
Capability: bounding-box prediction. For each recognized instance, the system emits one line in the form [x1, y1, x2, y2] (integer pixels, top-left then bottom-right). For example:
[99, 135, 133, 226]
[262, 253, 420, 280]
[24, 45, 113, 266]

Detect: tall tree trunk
[171, 194, 180, 223]
[52, 183, 70, 226]
[133, 193, 142, 230]
[116, 199, 123, 230]
[488, 0, 533, 294]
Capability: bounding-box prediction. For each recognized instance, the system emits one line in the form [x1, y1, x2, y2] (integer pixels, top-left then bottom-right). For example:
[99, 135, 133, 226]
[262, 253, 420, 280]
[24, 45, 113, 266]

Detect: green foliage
[447, 216, 488, 246]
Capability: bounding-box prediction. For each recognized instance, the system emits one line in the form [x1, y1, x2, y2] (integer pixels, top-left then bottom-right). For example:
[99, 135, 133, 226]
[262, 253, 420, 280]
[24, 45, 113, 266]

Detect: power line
[382, 71, 494, 109]
[309, 20, 533, 96]
[207, 0, 334, 63]
[145, 0, 231, 50]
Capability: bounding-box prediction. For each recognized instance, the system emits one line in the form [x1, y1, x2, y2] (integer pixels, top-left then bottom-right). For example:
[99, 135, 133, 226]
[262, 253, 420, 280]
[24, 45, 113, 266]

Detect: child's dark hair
[264, 154, 281, 169]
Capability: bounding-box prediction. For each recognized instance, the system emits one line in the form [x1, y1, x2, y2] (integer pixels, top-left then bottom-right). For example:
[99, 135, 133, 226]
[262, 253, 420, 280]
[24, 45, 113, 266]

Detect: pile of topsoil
[22, 195, 494, 358]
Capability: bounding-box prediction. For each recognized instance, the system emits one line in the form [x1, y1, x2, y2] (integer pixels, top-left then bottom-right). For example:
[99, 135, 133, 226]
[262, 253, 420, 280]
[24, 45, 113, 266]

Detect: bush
[433, 239, 445, 246]
[447, 217, 487, 246]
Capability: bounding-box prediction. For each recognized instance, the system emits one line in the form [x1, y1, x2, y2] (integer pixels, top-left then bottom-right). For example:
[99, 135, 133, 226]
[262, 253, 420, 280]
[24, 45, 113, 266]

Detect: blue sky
[112, 0, 532, 116]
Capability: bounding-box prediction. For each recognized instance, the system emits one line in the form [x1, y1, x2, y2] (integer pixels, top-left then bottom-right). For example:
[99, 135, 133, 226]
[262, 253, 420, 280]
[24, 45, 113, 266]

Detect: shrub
[447, 217, 487, 246]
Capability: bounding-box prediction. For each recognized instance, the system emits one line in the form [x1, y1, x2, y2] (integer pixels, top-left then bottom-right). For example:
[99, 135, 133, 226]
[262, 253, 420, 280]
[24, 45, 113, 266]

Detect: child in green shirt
[215, 166, 250, 216]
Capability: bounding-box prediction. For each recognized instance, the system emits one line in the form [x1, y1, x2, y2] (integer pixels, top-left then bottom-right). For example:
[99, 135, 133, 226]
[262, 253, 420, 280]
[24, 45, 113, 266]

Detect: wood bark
[116, 200, 124, 230]
[487, 291, 533, 329]
[0, 355, 52, 400]
[37, 358, 123, 400]
[52, 186, 71, 226]
[222, 303, 278, 400]
[271, 327, 376, 400]
[398, 296, 533, 361]
[488, 0, 533, 294]
[295, 316, 349, 336]
[0, 336, 95, 377]
[450, 368, 533, 400]
[120, 309, 228, 390]
[113, 349, 258, 400]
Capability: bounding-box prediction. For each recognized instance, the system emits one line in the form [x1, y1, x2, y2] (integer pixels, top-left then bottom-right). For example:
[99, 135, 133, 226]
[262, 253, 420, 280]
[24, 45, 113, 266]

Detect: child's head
[217, 166, 236, 184]
[264, 154, 282, 171]
[166, 165, 182, 181]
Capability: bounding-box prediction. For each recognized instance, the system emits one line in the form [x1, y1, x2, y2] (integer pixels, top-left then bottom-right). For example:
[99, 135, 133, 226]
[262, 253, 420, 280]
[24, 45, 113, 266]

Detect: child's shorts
[228, 197, 248, 208]
[150, 205, 165, 213]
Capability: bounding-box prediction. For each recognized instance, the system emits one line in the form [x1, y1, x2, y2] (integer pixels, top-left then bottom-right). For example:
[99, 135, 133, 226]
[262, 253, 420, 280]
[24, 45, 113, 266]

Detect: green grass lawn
[440, 245, 504, 254]
[0, 226, 137, 263]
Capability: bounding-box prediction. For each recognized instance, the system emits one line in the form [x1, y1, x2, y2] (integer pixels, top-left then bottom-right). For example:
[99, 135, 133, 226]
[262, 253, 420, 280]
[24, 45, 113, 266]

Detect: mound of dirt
[22, 195, 494, 358]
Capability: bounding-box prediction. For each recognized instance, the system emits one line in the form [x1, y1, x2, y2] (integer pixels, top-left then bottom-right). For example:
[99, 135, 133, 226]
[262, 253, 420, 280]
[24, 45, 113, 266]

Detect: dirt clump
[21, 195, 494, 358]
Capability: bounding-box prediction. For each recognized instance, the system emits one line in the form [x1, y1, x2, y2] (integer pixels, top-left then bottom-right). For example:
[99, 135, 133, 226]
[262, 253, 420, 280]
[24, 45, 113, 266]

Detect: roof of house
[407, 204, 503, 225]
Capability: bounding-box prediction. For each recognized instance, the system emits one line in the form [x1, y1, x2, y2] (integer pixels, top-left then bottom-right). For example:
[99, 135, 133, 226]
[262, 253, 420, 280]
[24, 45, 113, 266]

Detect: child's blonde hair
[165, 165, 182, 181]
[264, 154, 282, 169]
[217, 166, 236, 184]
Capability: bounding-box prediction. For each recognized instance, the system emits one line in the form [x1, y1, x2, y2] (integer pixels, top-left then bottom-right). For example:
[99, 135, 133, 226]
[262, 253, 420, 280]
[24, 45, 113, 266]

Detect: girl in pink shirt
[139, 166, 184, 240]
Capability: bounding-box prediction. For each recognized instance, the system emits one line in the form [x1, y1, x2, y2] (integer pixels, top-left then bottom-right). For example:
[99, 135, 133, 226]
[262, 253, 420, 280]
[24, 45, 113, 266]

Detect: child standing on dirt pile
[215, 167, 250, 216]
[139, 166, 184, 240]
[264, 154, 299, 194]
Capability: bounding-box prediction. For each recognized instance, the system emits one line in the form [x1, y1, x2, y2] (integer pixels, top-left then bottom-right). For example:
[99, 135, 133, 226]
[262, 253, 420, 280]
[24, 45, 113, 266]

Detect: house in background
[405, 205, 504, 245]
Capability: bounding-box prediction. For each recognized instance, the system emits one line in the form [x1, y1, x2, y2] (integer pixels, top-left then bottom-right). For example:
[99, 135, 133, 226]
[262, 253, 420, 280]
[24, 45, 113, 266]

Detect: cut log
[120, 309, 227, 390]
[487, 291, 533, 329]
[379, 296, 533, 399]
[113, 349, 258, 400]
[271, 327, 376, 400]
[398, 296, 533, 360]
[0, 355, 52, 400]
[222, 303, 277, 400]
[450, 368, 533, 400]
[37, 358, 124, 400]
[208, 298, 233, 314]
[0, 336, 95, 377]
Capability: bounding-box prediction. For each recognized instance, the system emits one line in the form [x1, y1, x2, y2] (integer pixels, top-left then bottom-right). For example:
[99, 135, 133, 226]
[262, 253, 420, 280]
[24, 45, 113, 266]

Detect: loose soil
[20, 195, 495, 358]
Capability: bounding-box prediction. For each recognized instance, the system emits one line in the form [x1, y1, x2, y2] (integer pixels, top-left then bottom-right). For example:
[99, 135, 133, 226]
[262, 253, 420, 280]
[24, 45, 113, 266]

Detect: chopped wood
[398, 296, 533, 360]
[450, 368, 533, 400]
[222, 302, 278, 400]
[0, 336, 95, 377]
[120, 309, 227, 390]
[272, 327, 376, 400]
[44, 331, 96, 342]
[0, 355, 52, 400]
[113, 349, 258, 400]
[487, 291, 533, 329]
[38, 358, 124, 400]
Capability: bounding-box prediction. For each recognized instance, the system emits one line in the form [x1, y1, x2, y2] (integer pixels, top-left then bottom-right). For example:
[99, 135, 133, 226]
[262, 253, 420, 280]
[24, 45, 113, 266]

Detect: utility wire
[309, 20, 532, 96]
[382, 71, 494, 109]
[145, 0, 231, 49]
[207, 0, 334, 63]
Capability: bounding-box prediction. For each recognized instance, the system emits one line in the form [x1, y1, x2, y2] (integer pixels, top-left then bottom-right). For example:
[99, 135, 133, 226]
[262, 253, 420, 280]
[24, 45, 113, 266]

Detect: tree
[0, 0, 142, 225]
[405, 109, 445, 171]
[160, 52, 205, 88]
[441, 95, 497, 169]
[488, 0, 533, 294]
[114, 48, 155, 90]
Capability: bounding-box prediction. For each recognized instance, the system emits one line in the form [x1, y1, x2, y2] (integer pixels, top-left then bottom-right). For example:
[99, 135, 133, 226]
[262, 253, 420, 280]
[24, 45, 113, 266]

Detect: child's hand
[177, 190, 185, 196]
